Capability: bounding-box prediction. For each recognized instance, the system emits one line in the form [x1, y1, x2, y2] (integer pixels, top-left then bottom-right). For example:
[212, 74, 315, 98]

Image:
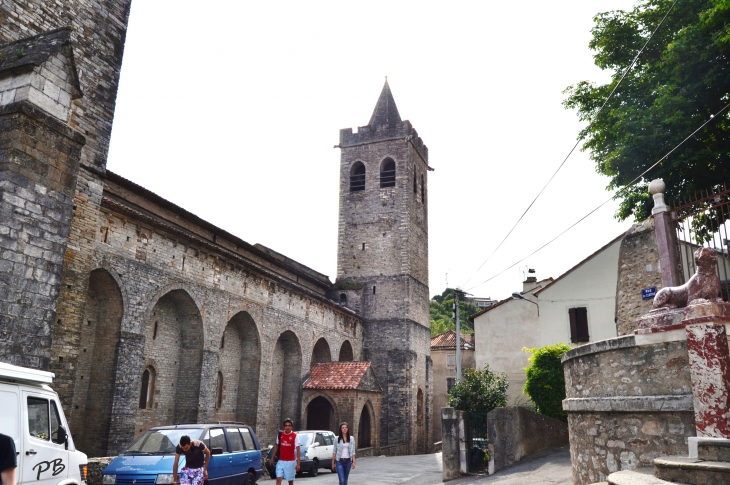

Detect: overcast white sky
[107, 0, 642, 301]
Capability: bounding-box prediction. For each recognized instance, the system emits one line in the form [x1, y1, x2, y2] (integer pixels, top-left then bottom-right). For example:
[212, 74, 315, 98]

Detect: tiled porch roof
[304, 362, 372, 390]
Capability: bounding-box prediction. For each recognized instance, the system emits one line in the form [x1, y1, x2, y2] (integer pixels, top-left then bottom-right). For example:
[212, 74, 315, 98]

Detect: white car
[297, 430, 336, 476]
[0, 362, 88, 485]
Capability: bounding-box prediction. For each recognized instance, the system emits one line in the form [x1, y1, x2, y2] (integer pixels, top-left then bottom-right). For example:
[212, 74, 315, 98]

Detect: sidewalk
[279, 445, 573, 485]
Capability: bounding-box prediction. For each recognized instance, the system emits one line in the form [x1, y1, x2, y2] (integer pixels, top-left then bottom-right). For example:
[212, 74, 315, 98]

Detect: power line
[465, 99, 730, 292]
[460, 0, 677, 289]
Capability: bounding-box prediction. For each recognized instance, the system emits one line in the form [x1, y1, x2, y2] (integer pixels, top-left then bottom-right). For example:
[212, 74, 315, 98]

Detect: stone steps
[698, 439, 730, 462]
[605, 470, 673, 485]
[654, 455, 730, 484]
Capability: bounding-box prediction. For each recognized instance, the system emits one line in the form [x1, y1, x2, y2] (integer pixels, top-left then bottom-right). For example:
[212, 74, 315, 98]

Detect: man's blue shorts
[276, 460, 297, 481]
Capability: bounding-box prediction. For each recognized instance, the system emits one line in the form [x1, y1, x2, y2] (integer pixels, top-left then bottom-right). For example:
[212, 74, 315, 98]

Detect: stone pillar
[649, 179, 681, 288]
[685, 320, 730, 438]
[441, 407, 469, 481]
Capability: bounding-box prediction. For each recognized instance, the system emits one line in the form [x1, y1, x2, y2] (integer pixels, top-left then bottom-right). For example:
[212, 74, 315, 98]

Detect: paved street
[261, 446, 573, 485]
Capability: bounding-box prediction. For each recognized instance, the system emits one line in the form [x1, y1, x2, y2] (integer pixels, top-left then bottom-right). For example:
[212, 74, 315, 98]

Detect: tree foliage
[523, 343, 572, 421]
[563, 0, 730, 221]
[429, 288, 481, 337]
[447, 365, 508, 415]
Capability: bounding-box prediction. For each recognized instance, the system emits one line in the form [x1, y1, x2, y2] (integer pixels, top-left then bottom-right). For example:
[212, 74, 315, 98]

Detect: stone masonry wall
[0, 0, 133, 426]
[563, 336, 696, 484]
[615, 218, 663, 336]
[0, 101, 84, 368]
[70, 188, 364, 455]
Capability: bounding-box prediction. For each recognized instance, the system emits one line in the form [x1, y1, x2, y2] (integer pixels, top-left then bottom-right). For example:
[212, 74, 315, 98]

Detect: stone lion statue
[653, 246, 722, 310]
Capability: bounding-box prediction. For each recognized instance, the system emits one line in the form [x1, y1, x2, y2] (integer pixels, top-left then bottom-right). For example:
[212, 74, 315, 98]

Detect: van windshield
[125, 429, 204, 455]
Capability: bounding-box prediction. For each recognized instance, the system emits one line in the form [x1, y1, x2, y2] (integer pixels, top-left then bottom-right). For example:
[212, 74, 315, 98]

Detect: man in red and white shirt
[269, 418, 300, 485]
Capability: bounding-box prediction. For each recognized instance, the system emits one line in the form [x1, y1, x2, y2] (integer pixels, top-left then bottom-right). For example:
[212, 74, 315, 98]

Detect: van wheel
[243, 472, 254, 485]
[309, 459, 319, 477]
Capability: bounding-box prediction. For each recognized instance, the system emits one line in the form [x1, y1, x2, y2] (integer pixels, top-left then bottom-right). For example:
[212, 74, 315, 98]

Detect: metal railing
[670, 182, 730, 300]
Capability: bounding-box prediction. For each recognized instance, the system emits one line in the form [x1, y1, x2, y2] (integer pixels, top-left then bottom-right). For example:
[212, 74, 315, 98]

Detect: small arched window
[413, 170, 417, 194]
[421, 174, 425, 203]
[339, 293, 347, 305]
[380, 159, 396, 188]
[139, 367, 156, 409]
[350, 162, 366, 192]
[215, 372, 224, 409]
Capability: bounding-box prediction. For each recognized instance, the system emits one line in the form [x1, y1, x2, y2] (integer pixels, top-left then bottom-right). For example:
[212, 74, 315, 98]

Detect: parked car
[0, 362, 89, 485]
[102, 424, 261, 485]
[265, 430, 336, 478]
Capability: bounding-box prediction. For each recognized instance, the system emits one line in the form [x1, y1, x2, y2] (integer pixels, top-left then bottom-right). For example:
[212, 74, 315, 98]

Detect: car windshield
[125, 429, 205, 455]
[298, 433, 314, 448]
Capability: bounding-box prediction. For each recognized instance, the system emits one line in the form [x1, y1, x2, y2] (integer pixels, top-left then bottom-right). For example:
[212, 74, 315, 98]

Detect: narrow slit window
[153, 321, 158, 339]
[350, 162, 366, 192]
[373, 286, 376, 294]
[413, 171, 417, 194]
[421, 175, 425, 203]
[380, 159, 396, 188]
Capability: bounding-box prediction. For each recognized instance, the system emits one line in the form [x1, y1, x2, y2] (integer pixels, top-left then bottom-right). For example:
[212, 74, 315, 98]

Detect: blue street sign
[642, 287, 657, 300]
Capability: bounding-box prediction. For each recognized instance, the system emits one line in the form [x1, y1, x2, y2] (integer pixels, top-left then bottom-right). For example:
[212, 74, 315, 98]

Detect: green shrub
[522, 343, 571, 421]
[447, 365, 508, 415]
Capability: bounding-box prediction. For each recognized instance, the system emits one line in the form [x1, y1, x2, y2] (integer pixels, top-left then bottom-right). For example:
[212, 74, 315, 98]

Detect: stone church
[0, 2, 432, 458]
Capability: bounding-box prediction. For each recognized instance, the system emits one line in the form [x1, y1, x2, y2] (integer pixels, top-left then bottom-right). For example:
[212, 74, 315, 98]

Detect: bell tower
[335, 80, 432, 454]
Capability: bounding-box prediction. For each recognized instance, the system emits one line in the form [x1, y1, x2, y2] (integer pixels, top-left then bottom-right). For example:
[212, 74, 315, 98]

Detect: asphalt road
[260, 446, 573, 485]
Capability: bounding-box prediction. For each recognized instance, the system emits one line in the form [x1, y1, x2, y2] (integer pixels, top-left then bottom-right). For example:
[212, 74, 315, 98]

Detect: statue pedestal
[637, 302, 730, 439]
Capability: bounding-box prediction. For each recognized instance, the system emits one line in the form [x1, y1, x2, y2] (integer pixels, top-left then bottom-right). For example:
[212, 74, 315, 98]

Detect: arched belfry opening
[311, 338, 332, 366]
[339, 340, 354, 362]
[380, 158, 396, 188]
[350, 162, 366, 192]
[75, 268, 124, 456]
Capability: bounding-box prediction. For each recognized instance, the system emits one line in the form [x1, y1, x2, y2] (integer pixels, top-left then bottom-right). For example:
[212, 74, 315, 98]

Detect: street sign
[642, 287, 657, 300]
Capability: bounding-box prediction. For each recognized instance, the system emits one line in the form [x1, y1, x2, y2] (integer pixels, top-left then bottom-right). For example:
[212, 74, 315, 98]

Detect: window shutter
[576, 307, 589, 342]
[569, 308, 577, 343]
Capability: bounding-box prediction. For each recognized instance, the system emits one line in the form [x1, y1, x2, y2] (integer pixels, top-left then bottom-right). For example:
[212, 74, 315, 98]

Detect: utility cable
[465, 98, 730, 292]
[460, 0, 677, 289]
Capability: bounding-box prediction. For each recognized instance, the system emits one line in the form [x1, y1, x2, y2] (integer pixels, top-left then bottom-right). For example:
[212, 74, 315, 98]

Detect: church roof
[304, 362, 380, 391]
[368, 79, 401, 127]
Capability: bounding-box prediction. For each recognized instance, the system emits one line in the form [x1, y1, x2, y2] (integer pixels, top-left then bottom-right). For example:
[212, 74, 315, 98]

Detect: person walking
[173, 435, 210, 485]
[269, 418, 300, 485]
[331, 422, 355, 485]
[0, 433, 17, 485]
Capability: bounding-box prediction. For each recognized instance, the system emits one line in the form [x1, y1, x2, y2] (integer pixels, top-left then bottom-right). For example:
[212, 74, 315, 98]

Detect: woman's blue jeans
[335, 458, 351, 485]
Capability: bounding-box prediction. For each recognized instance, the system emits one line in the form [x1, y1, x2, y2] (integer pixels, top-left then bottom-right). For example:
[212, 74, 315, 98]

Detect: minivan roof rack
[0, 362, 54, 384]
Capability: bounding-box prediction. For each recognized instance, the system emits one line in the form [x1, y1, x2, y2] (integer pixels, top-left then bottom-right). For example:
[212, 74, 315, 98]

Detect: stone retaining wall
[562, 336, 696, 485]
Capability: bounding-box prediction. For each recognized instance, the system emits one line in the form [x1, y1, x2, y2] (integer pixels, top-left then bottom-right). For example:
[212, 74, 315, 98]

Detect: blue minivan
[102, 424, 262, 485]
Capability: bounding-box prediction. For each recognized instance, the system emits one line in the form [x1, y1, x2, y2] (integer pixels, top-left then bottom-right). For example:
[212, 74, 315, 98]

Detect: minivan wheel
[309, 459, 319, 477]
[243, 471, 255, 485]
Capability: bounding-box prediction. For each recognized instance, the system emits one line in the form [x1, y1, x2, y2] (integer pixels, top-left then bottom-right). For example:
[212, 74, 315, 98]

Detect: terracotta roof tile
[430, 330, 475, 350]
[303, 362, 372, 390]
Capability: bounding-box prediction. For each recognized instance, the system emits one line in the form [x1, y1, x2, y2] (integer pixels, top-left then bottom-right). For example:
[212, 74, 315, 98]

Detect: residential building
[430, 330, 475, 443]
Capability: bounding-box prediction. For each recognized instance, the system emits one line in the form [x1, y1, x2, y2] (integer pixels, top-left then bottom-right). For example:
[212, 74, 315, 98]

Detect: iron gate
[670, 182, 730, 300]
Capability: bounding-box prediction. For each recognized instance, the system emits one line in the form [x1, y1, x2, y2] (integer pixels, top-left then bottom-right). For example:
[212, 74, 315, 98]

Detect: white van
[0, 362, 88, 485]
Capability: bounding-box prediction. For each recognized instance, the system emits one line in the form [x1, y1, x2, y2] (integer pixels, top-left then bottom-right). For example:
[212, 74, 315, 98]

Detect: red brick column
[685, 322, 730, 438]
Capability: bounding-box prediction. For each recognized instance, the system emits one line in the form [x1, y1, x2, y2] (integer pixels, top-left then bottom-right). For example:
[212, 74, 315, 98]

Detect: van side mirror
[54, 426, 68, 449]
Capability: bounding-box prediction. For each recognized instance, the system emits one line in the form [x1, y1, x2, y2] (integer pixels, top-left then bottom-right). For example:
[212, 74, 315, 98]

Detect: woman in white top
[331, 422, 356, 485]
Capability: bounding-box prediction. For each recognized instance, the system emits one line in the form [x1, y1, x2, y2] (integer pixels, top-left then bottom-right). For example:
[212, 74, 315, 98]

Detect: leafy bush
[447, 365, 508, 415]
[522, 343, 571, 421]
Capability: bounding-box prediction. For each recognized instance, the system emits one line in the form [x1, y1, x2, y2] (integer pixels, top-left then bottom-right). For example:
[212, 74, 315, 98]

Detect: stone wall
[487, 407, 569, 473]
[562, 336, 696, 484]
[60, 172, 364, 456]
[615, 219, 663, 336]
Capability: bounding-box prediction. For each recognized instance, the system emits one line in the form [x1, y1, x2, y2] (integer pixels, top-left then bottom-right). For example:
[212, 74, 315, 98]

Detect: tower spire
[368, 77, 401, 127]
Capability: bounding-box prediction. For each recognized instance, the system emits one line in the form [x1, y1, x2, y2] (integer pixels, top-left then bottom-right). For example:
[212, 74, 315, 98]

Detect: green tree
[447, 365, 508, 415]
[523, 343, 572, 421]
[563, 0, 730, 221]
[429, 288, 481, 337]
